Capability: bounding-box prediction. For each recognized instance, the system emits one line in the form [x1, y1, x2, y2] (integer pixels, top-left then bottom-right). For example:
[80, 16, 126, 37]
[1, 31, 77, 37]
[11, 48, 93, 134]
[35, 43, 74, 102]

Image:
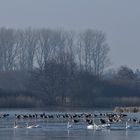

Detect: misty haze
[0, 0, 140, 140]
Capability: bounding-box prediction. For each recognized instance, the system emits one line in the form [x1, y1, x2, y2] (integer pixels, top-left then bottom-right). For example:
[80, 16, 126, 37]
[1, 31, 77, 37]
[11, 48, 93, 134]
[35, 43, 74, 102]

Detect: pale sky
[0, 0, 140, 69]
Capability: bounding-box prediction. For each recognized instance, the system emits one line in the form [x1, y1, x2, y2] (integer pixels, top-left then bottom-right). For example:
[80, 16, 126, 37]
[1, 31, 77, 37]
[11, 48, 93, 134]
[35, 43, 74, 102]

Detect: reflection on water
[1, 125, 140, 140]
[0, 109, 140, 140]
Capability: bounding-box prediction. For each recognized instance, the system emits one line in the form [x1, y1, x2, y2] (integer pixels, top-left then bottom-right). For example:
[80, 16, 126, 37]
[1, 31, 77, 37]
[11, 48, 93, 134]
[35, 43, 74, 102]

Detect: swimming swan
[26, 123, 40, 129]
[87, 123, 110, 130]
[14, 121, 22, 128]
[67, 121, 72, 129]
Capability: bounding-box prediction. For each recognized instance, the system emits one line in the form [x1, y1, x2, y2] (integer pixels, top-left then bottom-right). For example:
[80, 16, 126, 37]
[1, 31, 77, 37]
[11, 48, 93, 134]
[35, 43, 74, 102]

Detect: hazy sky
[0, 0, 140, 69]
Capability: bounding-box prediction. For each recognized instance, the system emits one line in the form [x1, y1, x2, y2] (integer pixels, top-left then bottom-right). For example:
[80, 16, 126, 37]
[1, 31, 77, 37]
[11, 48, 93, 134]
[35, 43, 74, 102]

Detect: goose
[26, 122, 40, 129]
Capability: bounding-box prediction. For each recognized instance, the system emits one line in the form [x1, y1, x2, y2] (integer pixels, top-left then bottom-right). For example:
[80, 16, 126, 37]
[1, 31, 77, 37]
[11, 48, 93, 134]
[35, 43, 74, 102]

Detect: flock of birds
[1, 112, 140, 130]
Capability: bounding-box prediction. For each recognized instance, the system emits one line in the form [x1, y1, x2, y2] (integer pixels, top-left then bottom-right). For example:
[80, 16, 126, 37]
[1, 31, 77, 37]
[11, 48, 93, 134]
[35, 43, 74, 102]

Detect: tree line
[0, 27, 109, 75]
[0, 27, 140, 108]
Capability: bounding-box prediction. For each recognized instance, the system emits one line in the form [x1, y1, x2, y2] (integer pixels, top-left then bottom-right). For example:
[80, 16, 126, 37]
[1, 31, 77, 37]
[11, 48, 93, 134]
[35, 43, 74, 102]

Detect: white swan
[87, 123, 110, 130]
[126, 122, 131, 129]
[87, 123, 102, 130]
[26, 123, 40, 129]
[67, 121, 72, 129]
[14, 121, 22, 128]
[87, 124, 94, 129]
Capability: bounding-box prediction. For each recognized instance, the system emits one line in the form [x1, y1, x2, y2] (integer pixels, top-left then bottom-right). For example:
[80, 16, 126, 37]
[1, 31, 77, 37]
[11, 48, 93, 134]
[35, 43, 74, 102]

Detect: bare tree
[35, 29, 55, 70]
[78, 30, 94, 73]
[16, 28, 37, 71]
[24, 28, 37, 70]
[0, 27, 17, 71]
[116, 66, 136, 81]
[16, 29, 28, 70]
[65, 31, 76, 75]
[91, 30, 110, 76]
[78, 29, 110, 76]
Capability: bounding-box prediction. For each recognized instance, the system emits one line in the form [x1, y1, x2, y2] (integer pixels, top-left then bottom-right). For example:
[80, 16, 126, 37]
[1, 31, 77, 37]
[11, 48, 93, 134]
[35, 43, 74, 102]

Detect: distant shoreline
[0, 106, 113, 112]
[114, 106, 140, 113]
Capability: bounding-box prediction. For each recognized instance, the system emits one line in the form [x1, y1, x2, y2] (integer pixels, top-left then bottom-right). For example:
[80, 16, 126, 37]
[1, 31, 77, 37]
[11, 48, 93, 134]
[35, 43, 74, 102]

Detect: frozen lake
[0, 108, 140, 140]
